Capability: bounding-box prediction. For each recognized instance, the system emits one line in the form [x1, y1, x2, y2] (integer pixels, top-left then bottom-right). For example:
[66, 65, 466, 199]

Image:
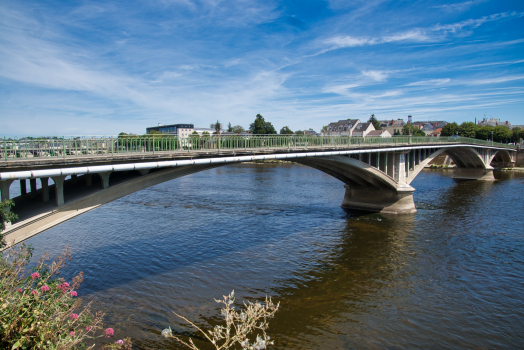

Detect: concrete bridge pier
[0, 180, 13, 202]
[98, 172, 111, 189]
[20, 180, 27, 195]
[451, 168, 495, 181]
[41, 177, 50, 202]
[30, 179, 38, 198]
[341, 184, 416, 214]
[85, 174, 92, 187]
[52, 176, 66, 206]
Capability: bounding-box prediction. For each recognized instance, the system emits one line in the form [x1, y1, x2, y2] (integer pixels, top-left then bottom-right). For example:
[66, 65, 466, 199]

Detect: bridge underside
[0, 145, 516, 246]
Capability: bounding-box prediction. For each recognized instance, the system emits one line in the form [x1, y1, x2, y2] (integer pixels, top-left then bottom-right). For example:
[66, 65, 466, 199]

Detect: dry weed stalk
[163, 291, 279, 350]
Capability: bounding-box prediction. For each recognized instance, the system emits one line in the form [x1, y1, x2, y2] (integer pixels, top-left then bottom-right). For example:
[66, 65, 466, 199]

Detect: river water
[23, 164, 524, 349]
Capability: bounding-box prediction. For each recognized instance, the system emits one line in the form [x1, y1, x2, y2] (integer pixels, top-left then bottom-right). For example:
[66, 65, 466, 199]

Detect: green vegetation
[231, 125, 245, 134]
[280, 126, 293, 134]
[249, 114, 277, 135]
[441, 122, 519, 143]
[368, 114, 380, 130]
[0, 199, 18, 247]
[401, 124, 425, 136]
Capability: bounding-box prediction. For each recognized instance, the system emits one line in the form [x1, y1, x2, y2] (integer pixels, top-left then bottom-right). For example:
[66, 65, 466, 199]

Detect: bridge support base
[20, 180, 27, 195]
[41, 177, 50, 202]
[52, 176, 66, 206]
[0, 180, 13, 202]
[341, 185, 416, 214]
[452, 168, 495, 181]
[98, 172, 111, 189]
[30, 179, 38, 198]
[85, 174, 92, 187]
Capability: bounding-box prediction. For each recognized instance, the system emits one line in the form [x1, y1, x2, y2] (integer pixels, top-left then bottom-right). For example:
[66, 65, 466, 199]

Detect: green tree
[441, 122, 459, 137]
[280, 126, 294, 134]
[231, 125, 245, 134]
[227, 122, 233, 132]
[294, 130, 303, 135]
[393, 130, 401, 136]
[458, 122, 478, 138]
[368, 114, 380, 130]
[0, 199, 18, 248]
[493, 125, 512, 143]
[202, 131, 210, 138]
[476, 125, 494, 140]
[249, 114, 276, 134]
[321, 125, 328, 132]
[511, 127, 521, 143]
[211, 120, 221, 134]
[402, 123, 425, 136]
[189, 131, 200, 139]
[519, 129, 524, 142]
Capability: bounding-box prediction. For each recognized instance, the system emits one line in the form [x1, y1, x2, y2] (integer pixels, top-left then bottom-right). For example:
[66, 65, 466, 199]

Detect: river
[23, 164, 524, 349]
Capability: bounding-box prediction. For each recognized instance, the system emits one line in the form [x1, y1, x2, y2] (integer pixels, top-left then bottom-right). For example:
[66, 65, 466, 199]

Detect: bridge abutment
[341, 184, 416, 215]
[0, 180, 13, 202]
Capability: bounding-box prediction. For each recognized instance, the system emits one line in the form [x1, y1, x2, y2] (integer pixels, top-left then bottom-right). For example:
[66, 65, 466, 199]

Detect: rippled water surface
[25, 164, 524, 349]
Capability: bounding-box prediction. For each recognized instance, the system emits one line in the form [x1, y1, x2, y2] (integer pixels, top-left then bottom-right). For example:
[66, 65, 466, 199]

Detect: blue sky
[1, 0, 523, 136]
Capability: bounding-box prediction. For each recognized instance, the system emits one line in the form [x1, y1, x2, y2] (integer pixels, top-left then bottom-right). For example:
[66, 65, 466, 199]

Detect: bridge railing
[0, 135, 515, 161]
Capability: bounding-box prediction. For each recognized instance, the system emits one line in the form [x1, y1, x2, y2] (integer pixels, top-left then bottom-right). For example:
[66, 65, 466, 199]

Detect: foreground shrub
[162, 291, 279, 350]
[0, 243, 131, 349]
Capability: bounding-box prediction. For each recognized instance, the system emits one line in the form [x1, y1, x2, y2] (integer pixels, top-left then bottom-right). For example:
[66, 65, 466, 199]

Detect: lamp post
[491, 130, 494, 145]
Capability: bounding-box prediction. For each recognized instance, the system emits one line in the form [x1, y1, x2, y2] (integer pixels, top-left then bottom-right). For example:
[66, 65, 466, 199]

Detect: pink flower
[31, 272, 40, 280]
[70, 331, 75, 337]
[57, 284, 62, 290]
[70, 291, 77, 297]
[105, 328, 114, 338]
[41, 285, 50, 292]
[62, 282, 70, 289]
[70, 313, 79, 320]
[85, 326, 91, 331]
[31, 290, 38, 296]
[17, 288, 23, 293]
[116, 340, 124, 344]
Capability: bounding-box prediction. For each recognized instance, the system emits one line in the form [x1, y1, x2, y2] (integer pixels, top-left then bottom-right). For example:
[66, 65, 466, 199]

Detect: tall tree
[227, 122, 233, 132]
[368, 114, 380, 130]
[441, 122, 459, 137]
[249, 114, 277, 134]
[458, 122, 478, 138]
[402, 124, 425, 136]
[280, 126, 293, 134]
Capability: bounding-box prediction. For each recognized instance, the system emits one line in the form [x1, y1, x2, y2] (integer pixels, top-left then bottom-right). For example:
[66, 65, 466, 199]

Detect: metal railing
[0, 135, 516, 161]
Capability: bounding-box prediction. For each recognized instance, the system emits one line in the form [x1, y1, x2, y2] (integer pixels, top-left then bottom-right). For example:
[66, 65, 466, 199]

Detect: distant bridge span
[0, 135, 516, 246]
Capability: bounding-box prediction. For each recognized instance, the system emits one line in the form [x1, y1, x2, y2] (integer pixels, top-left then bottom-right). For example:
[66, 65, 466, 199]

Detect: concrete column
[98, 172, 111, 189]
[138, 169, 150, 176]
[20, 179, 27, 195]
[0, 180, 13, 202]
[51, 176, 66, 206]
[396, 152, 408, 184]
[30, 178, 38, 198]
[71, 174, 78, 184]
[41, 177, 50, 202]
[85, 174, 92, 187]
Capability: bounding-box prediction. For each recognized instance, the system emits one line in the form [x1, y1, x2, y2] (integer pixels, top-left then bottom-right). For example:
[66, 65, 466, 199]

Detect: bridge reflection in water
[0, 135, 516, 245]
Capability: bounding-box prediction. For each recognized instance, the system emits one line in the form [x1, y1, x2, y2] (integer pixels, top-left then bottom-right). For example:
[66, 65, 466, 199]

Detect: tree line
[441, 122, 523, 143]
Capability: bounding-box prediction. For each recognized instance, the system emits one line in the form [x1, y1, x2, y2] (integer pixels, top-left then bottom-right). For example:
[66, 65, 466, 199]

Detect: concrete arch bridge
[0, 136, 516, 246]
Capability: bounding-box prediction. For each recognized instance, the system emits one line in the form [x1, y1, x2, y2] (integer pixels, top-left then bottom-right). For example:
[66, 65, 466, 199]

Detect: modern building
[146, 123, 194, 138]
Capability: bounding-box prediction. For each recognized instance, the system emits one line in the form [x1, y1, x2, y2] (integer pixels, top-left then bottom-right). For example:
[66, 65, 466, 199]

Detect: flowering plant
[0, 243, 131, 349]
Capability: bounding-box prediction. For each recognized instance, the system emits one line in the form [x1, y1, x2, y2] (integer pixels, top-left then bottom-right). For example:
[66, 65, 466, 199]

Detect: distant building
[478, 118, 512, 128]
[322, 119, 360, 136]
[304, 128, 319, 136]
[429, 128, 442, 137]
[352, 122, 375, 137]
[146, 123, 194, 138]
[378, 119, 405, 135]
[366, 129, 392, 138]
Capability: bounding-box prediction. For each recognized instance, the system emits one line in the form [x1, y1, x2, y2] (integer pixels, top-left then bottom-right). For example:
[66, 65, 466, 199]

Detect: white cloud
[407, 78, 450, 86]
[361, 70, 388, 82]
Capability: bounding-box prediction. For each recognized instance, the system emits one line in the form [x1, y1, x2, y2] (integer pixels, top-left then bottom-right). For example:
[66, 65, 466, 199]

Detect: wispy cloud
[361, 70, 389, 82]
[406, 78, 450, 86]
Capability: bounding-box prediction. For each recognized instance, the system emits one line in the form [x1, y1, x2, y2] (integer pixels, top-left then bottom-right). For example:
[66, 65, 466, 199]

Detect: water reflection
[21, 166, 524, 349]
